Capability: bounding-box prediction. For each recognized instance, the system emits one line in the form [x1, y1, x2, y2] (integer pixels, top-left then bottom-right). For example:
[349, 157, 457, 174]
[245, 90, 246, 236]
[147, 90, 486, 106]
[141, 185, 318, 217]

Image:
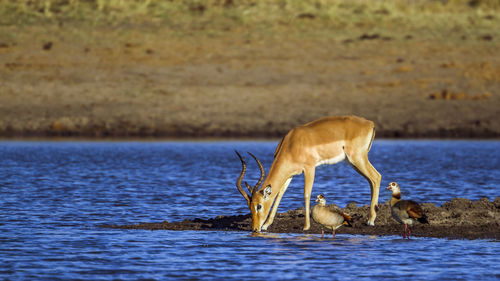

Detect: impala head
[235, 151, 273, 232]
[386, 182, 400, 193]
[249, 184, 274, 232]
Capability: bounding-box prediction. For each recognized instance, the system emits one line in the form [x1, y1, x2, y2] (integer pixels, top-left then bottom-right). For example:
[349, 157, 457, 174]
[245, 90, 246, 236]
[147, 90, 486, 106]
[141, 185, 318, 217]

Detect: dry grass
[1, 0, 499, 36]
[0, 0, 498, 49]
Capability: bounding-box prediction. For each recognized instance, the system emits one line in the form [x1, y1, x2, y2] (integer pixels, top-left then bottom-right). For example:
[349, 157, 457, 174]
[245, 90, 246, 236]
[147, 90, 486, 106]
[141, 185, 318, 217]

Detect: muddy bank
[104, 198, 500, 240]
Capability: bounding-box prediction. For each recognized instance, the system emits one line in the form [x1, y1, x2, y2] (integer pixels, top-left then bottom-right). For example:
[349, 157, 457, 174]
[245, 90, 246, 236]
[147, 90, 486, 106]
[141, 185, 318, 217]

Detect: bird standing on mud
[386, 182, 429, 239]
[311, 194, 352, 239]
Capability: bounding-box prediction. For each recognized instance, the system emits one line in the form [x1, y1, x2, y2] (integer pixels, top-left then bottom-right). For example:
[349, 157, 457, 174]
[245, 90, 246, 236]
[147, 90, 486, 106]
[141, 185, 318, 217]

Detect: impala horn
[235, 151, 265, 206]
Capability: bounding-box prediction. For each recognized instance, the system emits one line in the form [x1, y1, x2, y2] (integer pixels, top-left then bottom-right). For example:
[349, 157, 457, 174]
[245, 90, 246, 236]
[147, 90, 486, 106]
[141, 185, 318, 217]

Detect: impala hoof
[366, 221, 375, 226]
[303, 225, 310, 231]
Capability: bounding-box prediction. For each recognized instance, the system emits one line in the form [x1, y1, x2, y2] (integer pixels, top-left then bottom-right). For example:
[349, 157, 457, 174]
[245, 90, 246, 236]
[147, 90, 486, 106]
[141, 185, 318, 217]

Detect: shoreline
[1, 136, 499, 142]
[0, 127, 499, 140]
[103, 198, 500, 241]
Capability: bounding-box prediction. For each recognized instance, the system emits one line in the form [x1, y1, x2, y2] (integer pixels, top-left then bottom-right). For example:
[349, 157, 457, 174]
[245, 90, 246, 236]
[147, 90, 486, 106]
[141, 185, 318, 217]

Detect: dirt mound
[104, 198, 500, 240]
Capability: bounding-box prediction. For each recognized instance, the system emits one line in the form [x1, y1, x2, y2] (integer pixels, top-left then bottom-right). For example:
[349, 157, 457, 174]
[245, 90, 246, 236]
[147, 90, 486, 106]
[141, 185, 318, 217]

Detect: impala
[236, 115, 381, 232]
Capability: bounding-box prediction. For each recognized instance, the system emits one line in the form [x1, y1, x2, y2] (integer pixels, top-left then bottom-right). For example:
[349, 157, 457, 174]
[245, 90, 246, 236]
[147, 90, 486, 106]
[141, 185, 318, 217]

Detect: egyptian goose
[386, 182, 429, 239]
[311, 194, 352, 239]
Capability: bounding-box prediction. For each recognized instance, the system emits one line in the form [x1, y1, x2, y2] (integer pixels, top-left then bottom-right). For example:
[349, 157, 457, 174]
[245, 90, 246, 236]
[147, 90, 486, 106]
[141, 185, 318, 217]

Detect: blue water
[0, 140, 499, 280]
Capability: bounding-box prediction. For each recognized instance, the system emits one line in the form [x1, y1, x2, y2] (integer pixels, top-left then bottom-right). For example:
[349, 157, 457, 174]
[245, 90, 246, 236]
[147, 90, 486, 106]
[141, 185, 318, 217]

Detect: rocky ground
[105, 198, 500, 240]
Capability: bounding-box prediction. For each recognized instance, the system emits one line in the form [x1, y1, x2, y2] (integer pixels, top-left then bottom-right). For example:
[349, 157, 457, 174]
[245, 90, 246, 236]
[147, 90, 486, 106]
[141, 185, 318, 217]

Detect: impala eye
[256, 204, 262, 211]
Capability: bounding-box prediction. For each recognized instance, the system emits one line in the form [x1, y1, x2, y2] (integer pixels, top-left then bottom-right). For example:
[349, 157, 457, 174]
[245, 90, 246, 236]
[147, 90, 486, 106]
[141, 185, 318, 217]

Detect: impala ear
[262, 185, 272, 199]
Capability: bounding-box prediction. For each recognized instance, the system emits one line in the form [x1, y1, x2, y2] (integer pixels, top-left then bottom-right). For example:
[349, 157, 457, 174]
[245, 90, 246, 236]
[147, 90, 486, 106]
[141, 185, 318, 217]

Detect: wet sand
[104, 198, 500, 240]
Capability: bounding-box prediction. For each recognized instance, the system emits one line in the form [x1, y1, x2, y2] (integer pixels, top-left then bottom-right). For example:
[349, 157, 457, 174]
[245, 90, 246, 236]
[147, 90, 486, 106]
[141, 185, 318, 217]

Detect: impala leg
[262, 177, 292, 230]
[303, 166, 316, 231]
[367, 165, 381, 226]
[345, 153, 381, 226]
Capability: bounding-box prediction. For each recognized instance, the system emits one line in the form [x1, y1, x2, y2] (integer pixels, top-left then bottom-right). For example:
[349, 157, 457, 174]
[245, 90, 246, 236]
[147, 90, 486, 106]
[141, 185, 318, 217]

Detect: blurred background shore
[0, 0, 499, 139]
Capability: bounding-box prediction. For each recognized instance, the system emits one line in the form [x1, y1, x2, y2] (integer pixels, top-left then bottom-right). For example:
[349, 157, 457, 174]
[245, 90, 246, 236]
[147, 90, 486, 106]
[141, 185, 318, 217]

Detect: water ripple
[0, 141, 499, 280]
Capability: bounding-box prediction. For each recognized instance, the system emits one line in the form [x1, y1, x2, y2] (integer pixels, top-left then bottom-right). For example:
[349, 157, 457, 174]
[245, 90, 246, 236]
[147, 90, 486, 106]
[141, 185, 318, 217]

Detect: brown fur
[238, 115, 381, 232]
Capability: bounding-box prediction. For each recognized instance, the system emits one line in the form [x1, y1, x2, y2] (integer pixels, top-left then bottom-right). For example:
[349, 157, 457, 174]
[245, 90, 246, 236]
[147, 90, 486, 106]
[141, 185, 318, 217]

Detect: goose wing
[312, 205, 344, 227]
[404, 200, 424, 219]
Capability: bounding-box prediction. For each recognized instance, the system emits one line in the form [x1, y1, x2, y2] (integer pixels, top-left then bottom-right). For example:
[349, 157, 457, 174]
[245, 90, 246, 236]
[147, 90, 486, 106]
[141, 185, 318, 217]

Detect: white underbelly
[316, 153, 345, 167]
[282, 177, 292, 191]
